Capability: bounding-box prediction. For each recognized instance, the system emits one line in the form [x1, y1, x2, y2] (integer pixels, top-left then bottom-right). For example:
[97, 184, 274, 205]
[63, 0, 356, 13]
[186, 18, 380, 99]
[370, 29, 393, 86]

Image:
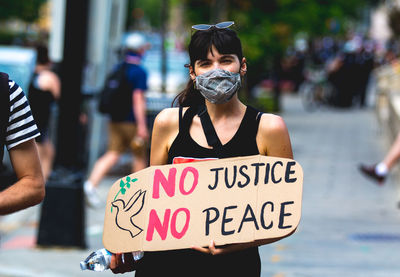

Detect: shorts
[108, 122, 147, 157]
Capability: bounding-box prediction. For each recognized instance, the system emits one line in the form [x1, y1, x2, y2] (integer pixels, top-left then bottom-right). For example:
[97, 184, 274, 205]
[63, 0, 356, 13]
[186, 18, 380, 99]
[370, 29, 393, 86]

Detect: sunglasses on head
[192, 21, 234, 31]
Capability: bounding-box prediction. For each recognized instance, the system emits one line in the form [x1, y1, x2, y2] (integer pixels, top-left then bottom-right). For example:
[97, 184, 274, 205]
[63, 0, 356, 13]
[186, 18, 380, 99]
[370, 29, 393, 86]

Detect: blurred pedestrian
[359, 131, 400, 185]
[0, 72, 45, 215]
[28, 44, 61, 181]
[110, 21, 294, 276]
[84, 33, 149, 207]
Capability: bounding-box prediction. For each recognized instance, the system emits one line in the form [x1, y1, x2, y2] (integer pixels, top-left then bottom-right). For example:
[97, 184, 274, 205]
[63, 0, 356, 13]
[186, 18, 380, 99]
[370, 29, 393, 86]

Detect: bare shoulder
[151, 107, 188, 165]
[256, 113, 293, 158]
[153, 107, 190, 136]
[258, 113, 289, 135]
[154, 107, 180, 130]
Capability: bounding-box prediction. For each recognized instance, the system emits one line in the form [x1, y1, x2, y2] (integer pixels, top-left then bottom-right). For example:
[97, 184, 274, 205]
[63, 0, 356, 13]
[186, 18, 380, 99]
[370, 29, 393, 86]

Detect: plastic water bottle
[80, 248, 111, 271]
[80, 248, 144, 271]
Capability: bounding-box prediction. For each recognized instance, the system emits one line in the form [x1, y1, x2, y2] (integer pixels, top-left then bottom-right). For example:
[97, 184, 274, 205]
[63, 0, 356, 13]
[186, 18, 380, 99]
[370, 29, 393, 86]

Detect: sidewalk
[1, 93, 400, 276]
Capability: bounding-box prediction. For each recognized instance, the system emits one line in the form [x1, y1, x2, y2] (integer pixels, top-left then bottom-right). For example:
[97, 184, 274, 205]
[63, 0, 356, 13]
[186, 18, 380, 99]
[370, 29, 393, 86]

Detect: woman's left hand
[191, 240, 242, 255]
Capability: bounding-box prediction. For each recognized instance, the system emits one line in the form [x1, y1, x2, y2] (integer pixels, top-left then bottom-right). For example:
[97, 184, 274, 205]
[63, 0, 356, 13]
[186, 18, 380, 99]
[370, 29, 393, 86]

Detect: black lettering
[260, 201, 274, 229]
[285, 161, 297, 183]
[209, 168, 223, 190]
[224, 166, 237, 188]
[221, 206, 237, 236]
[238, 204, 259, 233]
[202, 207, 220, 236]
[264, 163, 270, 184]
[278, 201, 294, 229]
[238, 165, 250, 188]
[272, 161, 283, 183]
[251, 163, 265, 186]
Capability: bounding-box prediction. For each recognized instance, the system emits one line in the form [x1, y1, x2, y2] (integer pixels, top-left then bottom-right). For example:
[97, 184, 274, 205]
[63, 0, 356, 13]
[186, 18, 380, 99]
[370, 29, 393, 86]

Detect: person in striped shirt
[0, 77, 45, 215]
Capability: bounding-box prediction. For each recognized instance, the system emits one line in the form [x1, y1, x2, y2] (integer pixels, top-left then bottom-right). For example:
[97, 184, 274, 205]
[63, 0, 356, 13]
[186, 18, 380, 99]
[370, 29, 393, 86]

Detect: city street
[1, 93, 400, 276]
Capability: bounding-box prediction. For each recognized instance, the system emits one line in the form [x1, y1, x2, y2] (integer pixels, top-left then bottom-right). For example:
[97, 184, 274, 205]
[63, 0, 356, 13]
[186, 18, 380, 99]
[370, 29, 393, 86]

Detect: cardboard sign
[103, 155, 303, 253]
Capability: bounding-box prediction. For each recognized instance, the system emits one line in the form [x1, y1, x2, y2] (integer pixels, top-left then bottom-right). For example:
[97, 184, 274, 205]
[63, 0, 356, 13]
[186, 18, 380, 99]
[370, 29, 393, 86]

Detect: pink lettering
[170, 208, 190, 239]
[179, 167, 198, 195]
[153, 168, 177, 199]
[146, 209, 171, 241]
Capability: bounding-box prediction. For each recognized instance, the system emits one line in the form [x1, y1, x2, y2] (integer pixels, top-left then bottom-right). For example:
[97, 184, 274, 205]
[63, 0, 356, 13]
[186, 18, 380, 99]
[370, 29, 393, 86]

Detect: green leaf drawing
[111, 177, 138, 213]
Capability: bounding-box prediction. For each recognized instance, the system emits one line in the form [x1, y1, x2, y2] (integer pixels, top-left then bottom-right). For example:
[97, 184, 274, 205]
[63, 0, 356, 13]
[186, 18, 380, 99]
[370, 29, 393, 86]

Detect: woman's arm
[257, 113, 293, 159]
[149, 108, 181, 166]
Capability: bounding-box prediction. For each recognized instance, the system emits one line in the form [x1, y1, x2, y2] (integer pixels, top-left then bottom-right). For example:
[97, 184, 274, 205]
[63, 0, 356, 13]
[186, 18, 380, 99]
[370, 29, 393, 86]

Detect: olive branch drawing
[111, 176, 138, 213]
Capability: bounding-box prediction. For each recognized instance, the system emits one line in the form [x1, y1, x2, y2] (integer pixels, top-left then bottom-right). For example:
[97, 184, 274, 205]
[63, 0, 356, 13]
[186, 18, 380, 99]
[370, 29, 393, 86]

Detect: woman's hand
[191, 235, 293, 256]
[191, 240, 248, 256]
[110, 253, 136, 274]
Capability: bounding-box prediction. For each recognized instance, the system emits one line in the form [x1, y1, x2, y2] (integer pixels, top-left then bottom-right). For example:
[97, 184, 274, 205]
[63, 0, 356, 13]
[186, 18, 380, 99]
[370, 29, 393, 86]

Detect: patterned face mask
[195, 68, 241, 104]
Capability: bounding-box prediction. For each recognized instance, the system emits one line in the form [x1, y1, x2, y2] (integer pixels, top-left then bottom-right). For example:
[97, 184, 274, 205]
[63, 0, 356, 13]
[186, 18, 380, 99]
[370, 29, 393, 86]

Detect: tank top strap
[179, 106, 197, 134]
[244, 105, 263, 136]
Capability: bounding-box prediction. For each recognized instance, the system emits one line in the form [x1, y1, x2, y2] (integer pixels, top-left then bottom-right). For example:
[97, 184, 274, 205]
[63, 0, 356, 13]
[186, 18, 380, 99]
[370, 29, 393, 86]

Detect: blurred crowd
[276, 32, 396, 108]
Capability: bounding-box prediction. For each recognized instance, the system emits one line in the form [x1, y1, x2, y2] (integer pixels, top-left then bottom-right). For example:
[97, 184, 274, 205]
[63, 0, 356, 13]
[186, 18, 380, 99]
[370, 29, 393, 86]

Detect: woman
[111, 22, 293, 276]
[28, 45, 61, 180]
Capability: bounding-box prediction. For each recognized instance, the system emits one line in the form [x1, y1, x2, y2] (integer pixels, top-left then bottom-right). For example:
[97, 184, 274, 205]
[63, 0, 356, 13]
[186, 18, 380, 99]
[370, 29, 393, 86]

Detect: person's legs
[382, 132, 400, 170]
[84, 122, 125, 207]
[87, 150, 120, 187]
[359, 131, 400, 184]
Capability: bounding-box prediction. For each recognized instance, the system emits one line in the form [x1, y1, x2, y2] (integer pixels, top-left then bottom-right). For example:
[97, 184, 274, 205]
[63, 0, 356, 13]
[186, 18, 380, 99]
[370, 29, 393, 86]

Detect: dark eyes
[221, 58, 233, 63]
[198, 58, 233, 66]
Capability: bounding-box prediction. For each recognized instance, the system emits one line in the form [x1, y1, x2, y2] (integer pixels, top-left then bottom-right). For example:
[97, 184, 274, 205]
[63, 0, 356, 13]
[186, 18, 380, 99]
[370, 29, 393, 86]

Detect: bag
[0, 72, 9, 163]
[0, 72, 16, 191]
[98, 63, 132, 121]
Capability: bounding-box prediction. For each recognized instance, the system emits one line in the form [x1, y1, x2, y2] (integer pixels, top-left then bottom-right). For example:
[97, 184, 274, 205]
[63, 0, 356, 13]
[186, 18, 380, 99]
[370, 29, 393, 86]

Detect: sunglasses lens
[192, 24, 211, 30]
[215, 21, 234, 29]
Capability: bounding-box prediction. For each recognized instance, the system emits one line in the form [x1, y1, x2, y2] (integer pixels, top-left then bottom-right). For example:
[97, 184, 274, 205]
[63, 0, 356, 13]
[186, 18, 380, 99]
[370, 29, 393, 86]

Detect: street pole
[37, 0, 89, 249]
[55, 0, 89, 168]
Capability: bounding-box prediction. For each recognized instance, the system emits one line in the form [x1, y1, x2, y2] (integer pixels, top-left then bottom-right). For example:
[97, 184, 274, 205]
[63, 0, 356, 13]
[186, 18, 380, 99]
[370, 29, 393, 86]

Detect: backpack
[0, 72, 9, 162]
[0, 72, 16, 190]
[98, 63, 132, 121]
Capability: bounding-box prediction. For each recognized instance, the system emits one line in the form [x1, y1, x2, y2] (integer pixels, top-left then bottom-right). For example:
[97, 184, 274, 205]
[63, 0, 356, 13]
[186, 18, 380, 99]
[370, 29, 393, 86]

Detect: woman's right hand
[110, 253, 136, 274]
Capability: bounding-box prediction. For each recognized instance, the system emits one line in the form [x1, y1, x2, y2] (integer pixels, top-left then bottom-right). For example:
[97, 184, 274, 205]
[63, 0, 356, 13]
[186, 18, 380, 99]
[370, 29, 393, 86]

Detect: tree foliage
[183, 0, 378, 86]
[0, 0, 46, 23]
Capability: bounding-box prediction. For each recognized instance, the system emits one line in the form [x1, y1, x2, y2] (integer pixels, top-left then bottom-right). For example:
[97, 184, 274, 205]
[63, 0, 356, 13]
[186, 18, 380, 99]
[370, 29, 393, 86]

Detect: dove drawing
[112, 189, 146, 238]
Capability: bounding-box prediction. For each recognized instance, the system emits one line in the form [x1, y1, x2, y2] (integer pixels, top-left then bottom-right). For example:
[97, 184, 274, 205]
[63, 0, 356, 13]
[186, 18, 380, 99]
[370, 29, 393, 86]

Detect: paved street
[259, 95, 400, 276]
[1, 93, 400, 276]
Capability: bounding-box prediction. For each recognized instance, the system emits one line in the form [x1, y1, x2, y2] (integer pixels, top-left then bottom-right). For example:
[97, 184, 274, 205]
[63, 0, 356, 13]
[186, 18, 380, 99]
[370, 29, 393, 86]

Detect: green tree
[182, 0, 378, 110]
[0, 0, 46, 23]
[184, 0, 377, 75]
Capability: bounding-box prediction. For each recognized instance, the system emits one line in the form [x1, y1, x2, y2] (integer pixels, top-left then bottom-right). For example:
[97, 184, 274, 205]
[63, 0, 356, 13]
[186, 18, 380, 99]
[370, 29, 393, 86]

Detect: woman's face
[190, 45, 246, 79]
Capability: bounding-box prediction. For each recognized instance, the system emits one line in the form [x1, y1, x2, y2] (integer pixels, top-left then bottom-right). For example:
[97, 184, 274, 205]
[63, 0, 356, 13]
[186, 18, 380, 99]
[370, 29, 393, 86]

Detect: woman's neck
[205, 96, 245, 119]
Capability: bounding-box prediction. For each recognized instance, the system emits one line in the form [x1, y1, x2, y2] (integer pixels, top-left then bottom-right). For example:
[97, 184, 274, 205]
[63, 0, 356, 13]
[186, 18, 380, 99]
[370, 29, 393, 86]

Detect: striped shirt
[6, 80, 40, 149]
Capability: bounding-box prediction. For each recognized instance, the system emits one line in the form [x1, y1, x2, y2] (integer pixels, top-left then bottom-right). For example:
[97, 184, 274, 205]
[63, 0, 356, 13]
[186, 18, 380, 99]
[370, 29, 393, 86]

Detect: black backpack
[0, 72, 16, 190]
[98, 63, 132, 121]
[0, 72, 9, 162]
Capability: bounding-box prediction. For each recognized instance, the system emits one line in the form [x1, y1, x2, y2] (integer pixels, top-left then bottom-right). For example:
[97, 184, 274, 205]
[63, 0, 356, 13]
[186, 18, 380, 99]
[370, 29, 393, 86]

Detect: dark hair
[173, 27, 243, 107]
[36, 45, 50, 65]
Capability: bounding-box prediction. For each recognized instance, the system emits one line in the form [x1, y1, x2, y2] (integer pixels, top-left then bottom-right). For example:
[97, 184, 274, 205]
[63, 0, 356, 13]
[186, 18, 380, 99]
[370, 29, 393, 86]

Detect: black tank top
[135, 105, 263, 277]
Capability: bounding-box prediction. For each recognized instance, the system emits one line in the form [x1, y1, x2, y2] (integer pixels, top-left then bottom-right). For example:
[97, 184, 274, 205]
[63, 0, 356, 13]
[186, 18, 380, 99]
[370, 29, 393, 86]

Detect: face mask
[195, 68, 241, 104]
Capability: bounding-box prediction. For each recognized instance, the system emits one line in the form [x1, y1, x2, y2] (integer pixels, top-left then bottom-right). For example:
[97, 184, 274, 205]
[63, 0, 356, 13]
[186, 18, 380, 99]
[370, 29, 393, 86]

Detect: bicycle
[299, 66, 335, 111]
